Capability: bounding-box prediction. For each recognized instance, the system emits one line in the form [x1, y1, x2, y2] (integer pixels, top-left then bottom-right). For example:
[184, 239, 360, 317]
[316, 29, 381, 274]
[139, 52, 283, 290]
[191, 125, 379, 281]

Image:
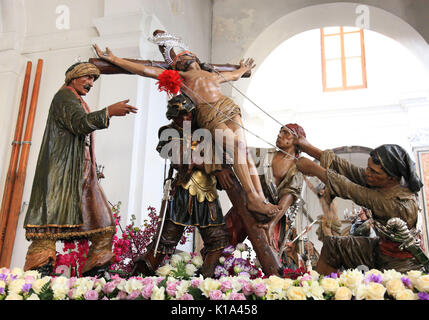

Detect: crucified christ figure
[93, 44, 280, 216]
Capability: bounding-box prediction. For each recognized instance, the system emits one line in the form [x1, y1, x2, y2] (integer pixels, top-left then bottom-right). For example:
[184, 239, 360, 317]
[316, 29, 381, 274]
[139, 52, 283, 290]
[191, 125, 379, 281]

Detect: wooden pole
[0, 61, 32, 254]
[0, 59, 43, 267]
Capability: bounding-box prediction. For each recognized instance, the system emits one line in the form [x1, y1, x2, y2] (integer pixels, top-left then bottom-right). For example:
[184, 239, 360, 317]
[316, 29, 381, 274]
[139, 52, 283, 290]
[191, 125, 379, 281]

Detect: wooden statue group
[20, 30, 429, 278]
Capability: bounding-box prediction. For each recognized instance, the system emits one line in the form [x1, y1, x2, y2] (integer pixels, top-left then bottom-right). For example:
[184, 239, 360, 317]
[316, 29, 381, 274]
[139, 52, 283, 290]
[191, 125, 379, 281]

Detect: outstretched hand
[93, 44, 116, 63]
[107, 99, 138, 117]
[239, 58, 256, 71]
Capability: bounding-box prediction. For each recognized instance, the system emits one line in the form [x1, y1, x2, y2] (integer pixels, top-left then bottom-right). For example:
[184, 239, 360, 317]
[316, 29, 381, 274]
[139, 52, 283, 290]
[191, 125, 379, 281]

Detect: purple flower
[418, 292, 429, 300]
[22, 283, 32, 293]
[214, 265, 228, 278]
[224, 256, 235, 271]
[180, 293, 194, 300]
[9, 274, 17, 281]
[209, 289, 223, 300]
[364, 274, 382, 284]
[328, 272, 338, 279]
[0, 274, 7, 281]
[222, 245, 235, 255]
[84, 290, 99, 300]
[0, 288, 5, 295]
[401, 277, 412, 288]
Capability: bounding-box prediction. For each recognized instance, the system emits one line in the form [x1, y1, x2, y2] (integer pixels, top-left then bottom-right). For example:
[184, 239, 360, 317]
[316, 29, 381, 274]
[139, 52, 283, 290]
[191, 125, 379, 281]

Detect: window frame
[320, 27, 368, 92]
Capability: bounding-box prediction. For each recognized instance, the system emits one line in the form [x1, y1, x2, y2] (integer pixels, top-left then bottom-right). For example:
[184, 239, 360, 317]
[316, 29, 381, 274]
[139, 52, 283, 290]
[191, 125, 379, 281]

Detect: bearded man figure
[23, 62, 137, 276]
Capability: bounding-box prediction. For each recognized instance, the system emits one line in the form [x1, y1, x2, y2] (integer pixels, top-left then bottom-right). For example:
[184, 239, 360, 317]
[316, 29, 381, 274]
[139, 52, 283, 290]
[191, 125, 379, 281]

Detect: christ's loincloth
[196, 96, 242, 133]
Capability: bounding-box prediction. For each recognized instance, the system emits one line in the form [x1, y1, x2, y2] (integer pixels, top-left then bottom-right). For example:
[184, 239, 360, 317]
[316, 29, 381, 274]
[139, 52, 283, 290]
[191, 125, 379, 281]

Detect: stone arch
[235, 2, 429, 104]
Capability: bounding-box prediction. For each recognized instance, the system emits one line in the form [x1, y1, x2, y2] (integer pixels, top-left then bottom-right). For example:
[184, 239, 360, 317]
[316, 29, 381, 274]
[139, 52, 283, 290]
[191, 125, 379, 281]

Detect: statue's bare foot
[247, 195, 279, 215]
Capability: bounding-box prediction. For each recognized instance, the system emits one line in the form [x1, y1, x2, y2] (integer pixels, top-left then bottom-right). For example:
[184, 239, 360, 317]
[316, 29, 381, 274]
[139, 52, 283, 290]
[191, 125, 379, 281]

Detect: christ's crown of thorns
[148, 32, 190, 65]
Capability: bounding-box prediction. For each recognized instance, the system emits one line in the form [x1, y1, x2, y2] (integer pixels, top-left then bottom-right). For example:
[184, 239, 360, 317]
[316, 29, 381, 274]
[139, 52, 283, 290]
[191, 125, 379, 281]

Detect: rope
[157, 64, 298, 160]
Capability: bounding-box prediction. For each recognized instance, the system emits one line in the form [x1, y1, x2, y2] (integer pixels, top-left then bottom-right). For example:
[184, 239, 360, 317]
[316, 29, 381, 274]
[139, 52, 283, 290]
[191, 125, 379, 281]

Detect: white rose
[265, 276, 284, 292]
[395, 289, 417, 300]
[185, 263, 197, 277]
[151, 286, 165, 300]
[309, 270, 320, 281]
[8, 279, 25, 294]
[200, 278, 220, 297]
[334, 286, 352, 300]
[10, 267, 24, 279]
[382, 269, 402, 284]
[156, 264, 173, 277]
[339, 269, 364, 290]
[23, 270, 41, 280]
[26, 293, 40, 300]
[179, 251, 192, 262]
[302, 281, 324, 300]
[354, 284, 367, 300]
[320, 277, 339, 294]
[32, 277, 51, 294]
[236, 243, 247, 251]
[286, 286, 306, 300]
[365, 282, 386, 300]
[232, 250, 242, 259]
[385, 279, 405, 297]
[5, 292, 23, 300]
[407, 270, 422, 287]
[415, 275, 429, 292]
[175, 280, 191, 299]
[51, 276, 69, 300]
[191, 255, 204, 268]
[170, 254, 183, 267]
[124, 278, 143, 294]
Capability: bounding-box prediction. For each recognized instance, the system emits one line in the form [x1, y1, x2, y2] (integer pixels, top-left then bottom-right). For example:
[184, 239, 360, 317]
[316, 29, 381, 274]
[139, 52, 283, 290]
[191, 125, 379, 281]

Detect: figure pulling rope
[94, 32, 285, 216]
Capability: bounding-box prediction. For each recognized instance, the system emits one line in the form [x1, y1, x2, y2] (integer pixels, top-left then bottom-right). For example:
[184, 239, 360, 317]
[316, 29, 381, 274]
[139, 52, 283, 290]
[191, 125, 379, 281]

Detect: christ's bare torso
[179, 69, 224, 105]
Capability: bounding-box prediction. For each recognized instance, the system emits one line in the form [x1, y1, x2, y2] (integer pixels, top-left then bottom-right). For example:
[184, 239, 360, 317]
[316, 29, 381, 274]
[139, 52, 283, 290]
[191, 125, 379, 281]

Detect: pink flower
[102, 282, 117, 294]
[156, 277, 165, 285]
[141, 283, 153, 299]
[68, 277, 77, 288]
[84, 290, 99, 300]
[180, 293, 194, 300]
[68, 289, 75, 300]
[230, 292, 246, 300]
[127, 290, 141, 300]
[220, 280, 233, 292]
[191, 279, 202, 288]
[166, 282, 177, 297]
[24, 275, 35, 284]
[117, 291, 127, 300]
[253, 283, 267, 297]
[209, 290, 223, 300]
[241, 282, 253, 296]
[141, 278, 153, 286]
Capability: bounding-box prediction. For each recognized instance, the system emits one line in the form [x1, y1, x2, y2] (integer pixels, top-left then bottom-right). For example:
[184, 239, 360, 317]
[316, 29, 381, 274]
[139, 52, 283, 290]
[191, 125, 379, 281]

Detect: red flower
[156, 70, 183, 95]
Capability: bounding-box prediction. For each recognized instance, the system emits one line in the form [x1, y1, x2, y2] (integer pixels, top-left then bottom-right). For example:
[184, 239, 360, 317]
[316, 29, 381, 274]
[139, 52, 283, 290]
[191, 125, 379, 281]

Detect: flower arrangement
[54, 240, 89, 277]
[213, 243, 262, 279]
[155, 251, 204, 280]
[1, 266, 429, 300]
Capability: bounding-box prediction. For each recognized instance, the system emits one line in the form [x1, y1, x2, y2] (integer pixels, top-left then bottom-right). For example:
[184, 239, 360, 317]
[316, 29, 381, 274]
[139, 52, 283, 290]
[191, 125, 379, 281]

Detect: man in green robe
[23, 62, 137, 276]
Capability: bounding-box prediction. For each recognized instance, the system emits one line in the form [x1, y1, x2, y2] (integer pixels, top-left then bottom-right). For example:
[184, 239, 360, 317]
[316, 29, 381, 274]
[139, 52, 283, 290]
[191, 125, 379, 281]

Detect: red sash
[378, 239, 414, 259]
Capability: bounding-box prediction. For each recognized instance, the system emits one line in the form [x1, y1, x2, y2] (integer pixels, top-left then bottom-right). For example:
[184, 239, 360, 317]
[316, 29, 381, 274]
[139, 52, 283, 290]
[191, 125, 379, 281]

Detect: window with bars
[321, 26, 367, 92]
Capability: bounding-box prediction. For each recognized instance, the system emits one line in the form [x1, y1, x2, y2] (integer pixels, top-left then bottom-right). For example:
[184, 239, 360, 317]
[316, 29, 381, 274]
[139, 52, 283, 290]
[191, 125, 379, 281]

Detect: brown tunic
[319, 150, 423, 272]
